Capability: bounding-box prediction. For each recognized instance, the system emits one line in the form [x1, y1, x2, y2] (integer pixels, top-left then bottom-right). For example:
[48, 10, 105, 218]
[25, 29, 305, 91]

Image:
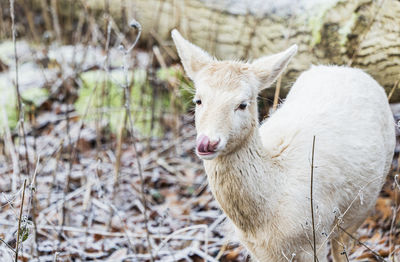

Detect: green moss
[21, 87, 49, 107]
[308, 1, 344, 47]
[0, 85, 47, 131]
[309, 15, 323, 47]
[156, 67, 176, 81]
[75, 69, 168, 137]
[339, 12, 358, 46]
[0, 78, 17, 129]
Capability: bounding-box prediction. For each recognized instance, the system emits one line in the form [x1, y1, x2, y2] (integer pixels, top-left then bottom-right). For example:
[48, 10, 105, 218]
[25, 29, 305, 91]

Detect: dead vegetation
[0, 1, 399, 261]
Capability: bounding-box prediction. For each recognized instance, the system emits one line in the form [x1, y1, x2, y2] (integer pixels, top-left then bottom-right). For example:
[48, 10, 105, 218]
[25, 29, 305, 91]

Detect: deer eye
[193, 99, 202, 105]
[237, 103, 248, 110]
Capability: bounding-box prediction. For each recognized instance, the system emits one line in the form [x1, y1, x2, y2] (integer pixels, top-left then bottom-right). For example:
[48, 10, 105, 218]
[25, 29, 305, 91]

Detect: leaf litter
[0, 40, 399, 262]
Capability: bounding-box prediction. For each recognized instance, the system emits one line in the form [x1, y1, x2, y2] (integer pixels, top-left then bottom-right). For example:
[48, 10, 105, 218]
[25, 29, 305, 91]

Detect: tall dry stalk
[389, 175, 400, 261]
[119, 20, 155, 261]
[39, 0, 52, 32]
[0, 1, 6, 38]
[58, 108, 73, 243]
[21, 0, 40, 42]
[338, 225, 387, 262]
[272, 12, 295, 112]
[50, 0, 62, 43]
[272, 76, 282, 111]
[97, 19, 112, 155]
[1, 102, 20, 192]
[10, 0, 30, 177]
[15, 179, 27, 262]
[28, 159, 40, 259]
[310, 136, 317, 262]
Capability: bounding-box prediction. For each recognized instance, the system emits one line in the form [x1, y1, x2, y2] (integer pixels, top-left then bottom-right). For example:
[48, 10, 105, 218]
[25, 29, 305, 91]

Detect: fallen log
[19, 0, 400, 101]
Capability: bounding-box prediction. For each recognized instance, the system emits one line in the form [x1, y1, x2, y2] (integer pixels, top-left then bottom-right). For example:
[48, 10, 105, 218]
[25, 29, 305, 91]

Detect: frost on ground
[0, 106, 234, 261]
[0, 42, 399, 261]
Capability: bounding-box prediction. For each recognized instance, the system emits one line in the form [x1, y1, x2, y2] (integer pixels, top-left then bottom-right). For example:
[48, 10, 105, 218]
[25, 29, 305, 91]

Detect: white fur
[172, 29, 396, 262]
[256, 65, 395, 261]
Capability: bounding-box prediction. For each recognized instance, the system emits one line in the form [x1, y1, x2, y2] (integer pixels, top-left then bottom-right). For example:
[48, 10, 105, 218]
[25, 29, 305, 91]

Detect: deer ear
[171, 29, 213, 80]
[250, 44, 298, 91]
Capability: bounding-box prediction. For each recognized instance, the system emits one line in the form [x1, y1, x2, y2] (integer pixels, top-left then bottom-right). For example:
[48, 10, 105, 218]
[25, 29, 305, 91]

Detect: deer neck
[203, 129, 281, 234]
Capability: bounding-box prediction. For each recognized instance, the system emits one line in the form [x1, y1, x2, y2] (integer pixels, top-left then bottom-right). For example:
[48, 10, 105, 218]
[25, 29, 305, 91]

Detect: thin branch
[15, 179, 27, 262]
[389, 175, 400, 260]
[9, 0, 20, 116]
[272, 76, 282, 111]
[50, 0, 62, 43]
[0, 220, 220, 242]
[387, 80, 400, 102]
[0, 238, 16, 254]
[10, 0, 30, 177]
[119, 19, 154, 262]
[154, 225, 209, 257]
[332, 238, 350, 262]
[317, 176, 383, 254]
[271, 14, 295, 112]
[28, 158, 40, 259]
[343, 248, 349, 262]
[338, 225, 387, 262]
[310, 136, 317, 262]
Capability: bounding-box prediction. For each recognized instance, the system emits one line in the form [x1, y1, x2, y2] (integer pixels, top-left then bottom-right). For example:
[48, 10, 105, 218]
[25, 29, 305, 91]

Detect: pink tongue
[197, 135, 210, 153]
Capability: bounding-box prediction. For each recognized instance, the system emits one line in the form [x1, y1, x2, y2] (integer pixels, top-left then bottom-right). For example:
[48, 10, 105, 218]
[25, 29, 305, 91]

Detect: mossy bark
[27, 0, 400, 101]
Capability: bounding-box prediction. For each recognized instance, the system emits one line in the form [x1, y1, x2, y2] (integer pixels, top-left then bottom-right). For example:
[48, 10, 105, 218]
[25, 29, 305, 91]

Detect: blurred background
[0, 0, 399, 261]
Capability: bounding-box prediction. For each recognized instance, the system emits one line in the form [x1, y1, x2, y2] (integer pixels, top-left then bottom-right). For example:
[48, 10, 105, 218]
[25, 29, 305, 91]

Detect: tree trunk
[29, 0, 400, 101]
[85, 0, 400, 101]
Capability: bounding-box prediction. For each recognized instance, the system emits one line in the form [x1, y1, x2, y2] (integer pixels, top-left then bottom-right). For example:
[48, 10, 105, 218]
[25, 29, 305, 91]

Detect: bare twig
[60, 104, 73, 238]
[332, 238, 350, 262]
[149, 30, 178, 60]
[343, 248, 349, 262]
[0, 238, 15, 254]
[317, 176, 382, 254]
[21, 0, 40, 42]
[387, 80, 400, 102]
[58, 68, 101, 240]
[114, 114, 126, 186]
[0, 220, 220, 242]
[39, 0, 52, 32]
[50, 0, 62, 43]
[10, 0, 30, 177]
[97, 18, 113, 153]
[271, 13, 295, 112]
[154, 225, 209, 256]
[0, 1, 5, 38]
[272, 76, 282, 111]
[53, 252, 59, 262]
[119, 19, 155, 261]
[310, 136, 317, 262]
[15, 179, 27, 262]
[389, 175, 400, 260]
[27, 158, 40, 259]
[1, 102, 19, 192]
[338, 225, 387, 262]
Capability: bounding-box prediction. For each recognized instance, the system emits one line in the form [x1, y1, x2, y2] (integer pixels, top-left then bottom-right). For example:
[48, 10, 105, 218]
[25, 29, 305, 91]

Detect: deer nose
[196, 135, 220, 153]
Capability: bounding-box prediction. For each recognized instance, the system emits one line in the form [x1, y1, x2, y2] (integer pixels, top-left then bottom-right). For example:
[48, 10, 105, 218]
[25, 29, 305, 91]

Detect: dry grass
[0, 1, 399, 261]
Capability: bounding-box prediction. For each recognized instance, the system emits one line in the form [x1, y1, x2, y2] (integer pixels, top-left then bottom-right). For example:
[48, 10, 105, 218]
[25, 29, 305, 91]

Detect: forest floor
[0, 41, 399, 261]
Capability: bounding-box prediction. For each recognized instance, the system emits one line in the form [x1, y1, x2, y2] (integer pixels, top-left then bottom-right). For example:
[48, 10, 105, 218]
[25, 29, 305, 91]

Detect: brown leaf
[375, 198, 393, 220]
[106, 248, 128, 261]
[225, 247, 242, 260]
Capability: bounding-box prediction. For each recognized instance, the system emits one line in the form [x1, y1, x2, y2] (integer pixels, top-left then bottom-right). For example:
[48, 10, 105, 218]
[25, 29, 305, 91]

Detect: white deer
[172, 29, 395, 262]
